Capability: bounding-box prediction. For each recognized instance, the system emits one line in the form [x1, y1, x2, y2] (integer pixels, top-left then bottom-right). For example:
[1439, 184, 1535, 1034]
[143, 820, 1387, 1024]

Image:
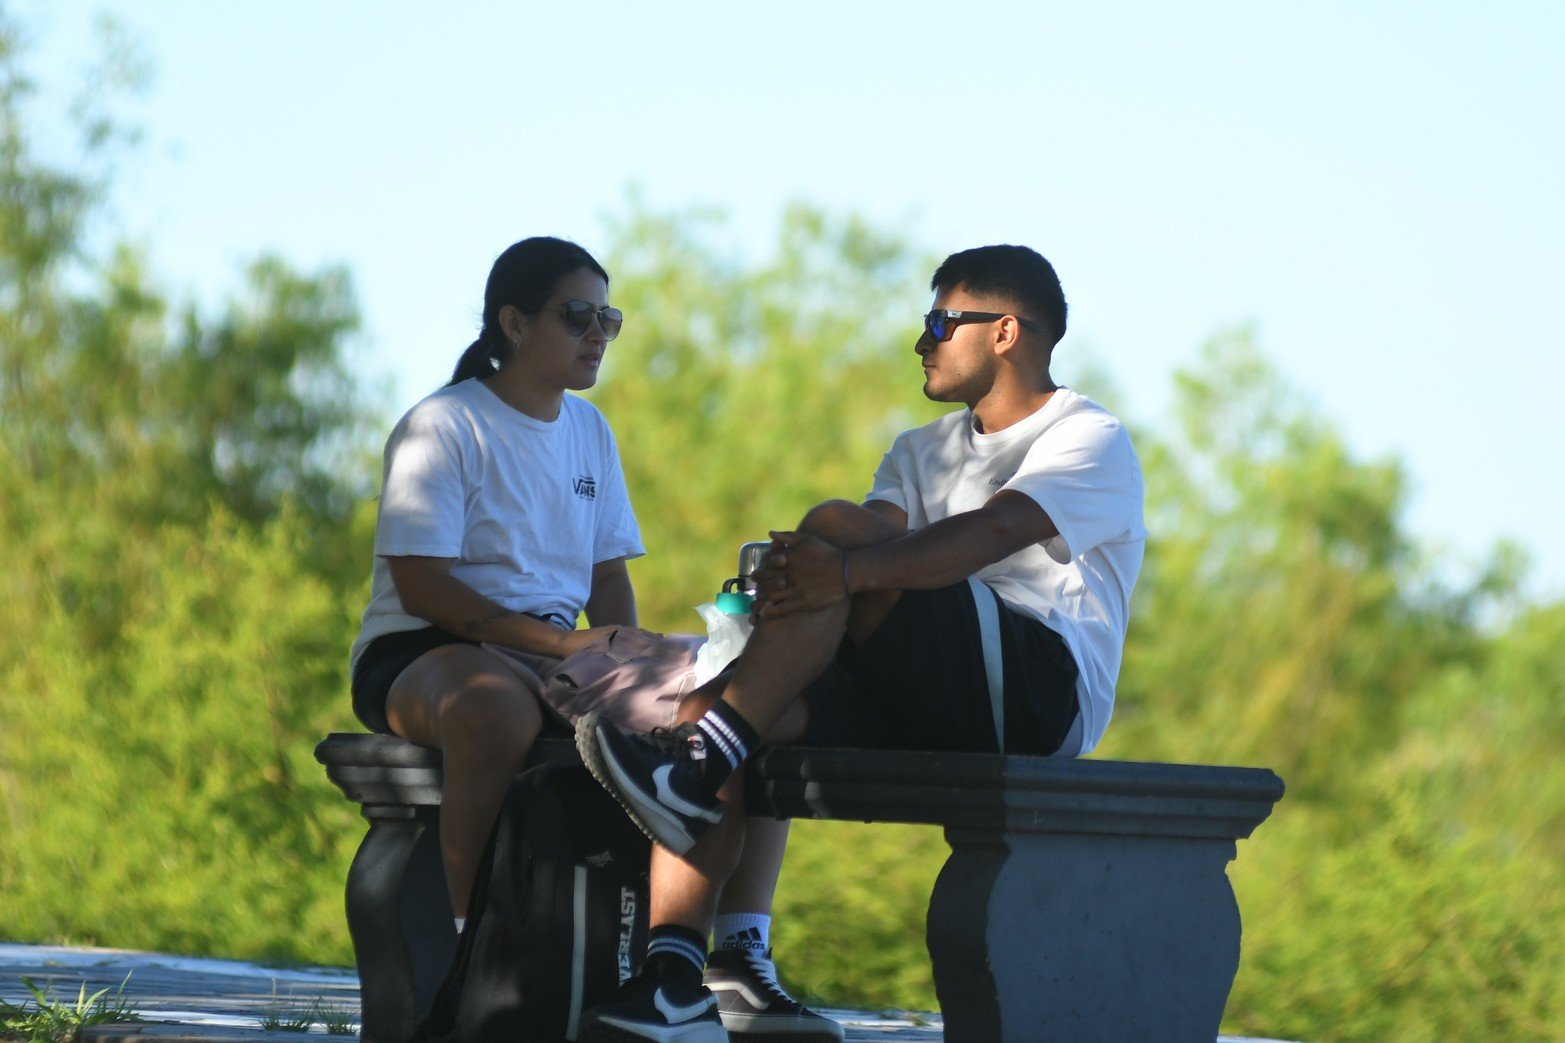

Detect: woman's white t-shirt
[866, 388, 1146, 756]
[350, 379, 644, 672]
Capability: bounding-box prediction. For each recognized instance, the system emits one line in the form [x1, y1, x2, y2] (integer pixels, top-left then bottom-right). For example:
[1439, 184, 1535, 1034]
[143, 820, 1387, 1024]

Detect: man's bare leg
[647, 698, 808, 933]
[716, 818, 789, 918]
[647, 499, 906, 935]
[576, 501, 905, 1040]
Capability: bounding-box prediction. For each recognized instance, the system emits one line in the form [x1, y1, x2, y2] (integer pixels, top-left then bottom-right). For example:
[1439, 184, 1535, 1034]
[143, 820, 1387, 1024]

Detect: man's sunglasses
[561, 300, 624, 340]
[923, 309, 1044, 342]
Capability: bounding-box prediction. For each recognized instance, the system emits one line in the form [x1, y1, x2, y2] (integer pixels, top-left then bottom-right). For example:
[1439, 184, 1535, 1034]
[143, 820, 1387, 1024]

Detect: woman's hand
[753, 531, 849, 619]
[553, 625, 663, 660]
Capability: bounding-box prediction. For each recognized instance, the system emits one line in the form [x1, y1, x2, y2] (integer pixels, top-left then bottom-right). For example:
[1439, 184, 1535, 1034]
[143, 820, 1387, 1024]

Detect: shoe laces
[739, 951, 796, 1005]
[644, 722, 709, 763]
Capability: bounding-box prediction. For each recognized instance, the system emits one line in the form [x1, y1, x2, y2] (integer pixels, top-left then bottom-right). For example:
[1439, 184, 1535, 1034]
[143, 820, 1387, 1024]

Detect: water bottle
[714, 540, 770, 615]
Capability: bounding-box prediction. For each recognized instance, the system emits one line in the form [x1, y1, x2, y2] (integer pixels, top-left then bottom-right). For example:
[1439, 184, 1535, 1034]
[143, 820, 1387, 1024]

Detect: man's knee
[799, 499, 896, 546]
[798, 499, 859, 536]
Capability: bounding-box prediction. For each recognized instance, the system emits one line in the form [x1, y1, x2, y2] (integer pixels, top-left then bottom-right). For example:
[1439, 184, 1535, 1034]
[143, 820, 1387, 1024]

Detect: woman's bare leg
[385, 643, 543, 917]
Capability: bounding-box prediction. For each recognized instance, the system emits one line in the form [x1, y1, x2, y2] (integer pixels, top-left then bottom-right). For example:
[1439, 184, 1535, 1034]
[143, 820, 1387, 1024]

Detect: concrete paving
[1, 943, 1295, 1041]
[0, 944, 941, 1041]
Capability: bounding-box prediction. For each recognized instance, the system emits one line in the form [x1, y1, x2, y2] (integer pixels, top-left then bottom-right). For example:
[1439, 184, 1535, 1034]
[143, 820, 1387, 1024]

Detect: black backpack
[412, 761, 651, 1043]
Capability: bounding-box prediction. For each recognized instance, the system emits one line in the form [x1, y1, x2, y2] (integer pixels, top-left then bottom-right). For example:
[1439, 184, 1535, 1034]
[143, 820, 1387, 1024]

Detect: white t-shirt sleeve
[866, 434, 913, 513]
[1004, 412, 1144, 564]
[375, 407, 468, 559]
[591, 424, 645, 563]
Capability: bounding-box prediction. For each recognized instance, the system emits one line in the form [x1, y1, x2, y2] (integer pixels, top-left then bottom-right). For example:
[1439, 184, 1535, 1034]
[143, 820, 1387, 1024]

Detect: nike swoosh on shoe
[652, 765, 723, 823]
[652, 987, 717, 1023]
[587, 728, 702, 854]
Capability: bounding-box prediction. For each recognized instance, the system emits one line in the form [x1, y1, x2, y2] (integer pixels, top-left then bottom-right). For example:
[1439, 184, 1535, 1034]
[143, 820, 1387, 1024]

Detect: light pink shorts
[482, 628, 705, 734]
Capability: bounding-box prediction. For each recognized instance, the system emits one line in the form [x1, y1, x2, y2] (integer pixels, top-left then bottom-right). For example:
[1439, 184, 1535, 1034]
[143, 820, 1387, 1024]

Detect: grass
[0, 976, 139, 1043]
[312, 1002, 356, 1036]
[258, 983, 356, 1035]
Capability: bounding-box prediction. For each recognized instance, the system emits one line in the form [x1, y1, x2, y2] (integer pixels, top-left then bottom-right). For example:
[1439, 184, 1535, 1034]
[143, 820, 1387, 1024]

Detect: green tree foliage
[593, 201, 945, 629]
[1101, 332, 1565, 1037]
[1106, 330, 1488, 793]
[3, 13, 1564, 1038]
[1229, 605, 1565, 1040]
[1, 508, 369, 956]
[0, 10, 375, 961]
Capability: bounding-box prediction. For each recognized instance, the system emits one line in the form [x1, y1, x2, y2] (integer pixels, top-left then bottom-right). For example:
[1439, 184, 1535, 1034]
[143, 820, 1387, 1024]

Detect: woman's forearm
[585, 558, 637, 627]
[386, 556, 575, 658]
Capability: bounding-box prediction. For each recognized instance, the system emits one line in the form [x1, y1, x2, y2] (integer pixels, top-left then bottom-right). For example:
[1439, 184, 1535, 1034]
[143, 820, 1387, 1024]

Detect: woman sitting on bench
[347, 236, 840, 1043]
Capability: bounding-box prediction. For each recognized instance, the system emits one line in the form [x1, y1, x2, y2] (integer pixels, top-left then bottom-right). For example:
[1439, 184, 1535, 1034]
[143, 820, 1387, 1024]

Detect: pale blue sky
[18, 1, 1565, 599]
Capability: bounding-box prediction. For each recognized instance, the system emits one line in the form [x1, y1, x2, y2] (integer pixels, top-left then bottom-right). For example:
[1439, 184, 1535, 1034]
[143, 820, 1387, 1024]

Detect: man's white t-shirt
[350, 379, 644, 673]
[866, 387, 1146, 756]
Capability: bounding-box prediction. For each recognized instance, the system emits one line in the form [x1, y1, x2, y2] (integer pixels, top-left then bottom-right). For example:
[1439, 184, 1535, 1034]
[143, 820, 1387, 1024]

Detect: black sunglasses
[560, 300, 623, 340]
[923, 309, 1044, 342]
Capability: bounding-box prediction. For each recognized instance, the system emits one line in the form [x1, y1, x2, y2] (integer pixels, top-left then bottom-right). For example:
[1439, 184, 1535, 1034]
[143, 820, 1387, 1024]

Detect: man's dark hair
[931, 245, 1067, 347]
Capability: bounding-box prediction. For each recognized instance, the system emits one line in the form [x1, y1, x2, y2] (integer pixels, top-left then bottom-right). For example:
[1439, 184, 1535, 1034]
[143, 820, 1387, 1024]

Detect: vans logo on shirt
[573, 475, 597, 499]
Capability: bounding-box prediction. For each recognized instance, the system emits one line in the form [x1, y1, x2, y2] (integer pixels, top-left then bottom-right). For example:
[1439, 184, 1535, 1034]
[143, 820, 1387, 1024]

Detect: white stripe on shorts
[968, 577, 1005, 752]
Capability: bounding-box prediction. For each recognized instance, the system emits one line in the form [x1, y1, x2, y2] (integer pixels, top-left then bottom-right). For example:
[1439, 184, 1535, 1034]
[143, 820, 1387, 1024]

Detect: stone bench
[315, 732, 1284, 1043]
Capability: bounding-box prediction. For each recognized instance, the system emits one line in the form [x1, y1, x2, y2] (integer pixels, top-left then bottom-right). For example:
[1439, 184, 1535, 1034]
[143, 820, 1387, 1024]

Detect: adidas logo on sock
[722, 927, 767, 952]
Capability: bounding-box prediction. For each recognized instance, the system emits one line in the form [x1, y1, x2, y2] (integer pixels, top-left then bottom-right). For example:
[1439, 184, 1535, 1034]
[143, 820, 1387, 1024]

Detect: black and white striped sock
[645, 924, 708, 984]
[695, 700, 761, 787]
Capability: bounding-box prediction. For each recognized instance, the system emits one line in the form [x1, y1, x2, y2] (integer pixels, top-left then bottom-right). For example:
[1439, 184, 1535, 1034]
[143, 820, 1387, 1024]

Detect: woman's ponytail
[447, 334, 499, 386]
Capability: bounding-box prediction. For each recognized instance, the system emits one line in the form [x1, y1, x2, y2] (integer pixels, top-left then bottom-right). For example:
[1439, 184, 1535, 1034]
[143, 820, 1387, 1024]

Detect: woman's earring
[488, 354, 501, 371]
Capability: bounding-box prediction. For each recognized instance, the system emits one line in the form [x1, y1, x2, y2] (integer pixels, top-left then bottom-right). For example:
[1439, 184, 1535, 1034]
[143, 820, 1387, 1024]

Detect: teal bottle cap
[715, 591, 754, 615]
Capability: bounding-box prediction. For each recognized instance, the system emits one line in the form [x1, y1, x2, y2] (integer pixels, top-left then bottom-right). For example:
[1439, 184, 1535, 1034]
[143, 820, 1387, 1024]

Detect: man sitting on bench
[575, 244, 1147, 1043]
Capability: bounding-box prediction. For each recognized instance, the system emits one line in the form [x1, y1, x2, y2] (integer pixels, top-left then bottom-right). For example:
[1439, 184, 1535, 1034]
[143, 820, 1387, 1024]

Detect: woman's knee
[438, 679, 543, 756]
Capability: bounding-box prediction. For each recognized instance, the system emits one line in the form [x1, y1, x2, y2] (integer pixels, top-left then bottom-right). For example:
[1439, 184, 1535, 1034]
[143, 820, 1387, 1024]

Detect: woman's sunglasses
[561, 300, 624, 340]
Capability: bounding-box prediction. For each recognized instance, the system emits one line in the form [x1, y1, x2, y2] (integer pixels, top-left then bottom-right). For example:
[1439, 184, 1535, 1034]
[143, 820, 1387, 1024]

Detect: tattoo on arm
[461, 608, 517, 638]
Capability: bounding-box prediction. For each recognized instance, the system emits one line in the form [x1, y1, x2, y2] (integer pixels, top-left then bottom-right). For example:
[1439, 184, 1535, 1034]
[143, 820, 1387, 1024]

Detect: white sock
[713, 913, 771, 953]
[454, 917, 466, 934]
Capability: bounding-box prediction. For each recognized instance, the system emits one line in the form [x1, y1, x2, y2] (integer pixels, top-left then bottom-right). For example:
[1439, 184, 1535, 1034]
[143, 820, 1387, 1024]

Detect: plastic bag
[691, 601, 754, 689]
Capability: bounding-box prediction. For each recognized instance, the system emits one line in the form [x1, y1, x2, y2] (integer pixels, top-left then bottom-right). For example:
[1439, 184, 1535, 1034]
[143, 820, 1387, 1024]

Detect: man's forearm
[848, 492, 1056, 594]
[758, 492, 1056, 619]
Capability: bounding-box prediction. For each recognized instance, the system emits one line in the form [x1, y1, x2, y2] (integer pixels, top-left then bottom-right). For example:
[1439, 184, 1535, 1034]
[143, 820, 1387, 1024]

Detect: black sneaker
[576, 713, 723, 856]
[577, 969, 729, 1043]
[704, 949, 844, 1041]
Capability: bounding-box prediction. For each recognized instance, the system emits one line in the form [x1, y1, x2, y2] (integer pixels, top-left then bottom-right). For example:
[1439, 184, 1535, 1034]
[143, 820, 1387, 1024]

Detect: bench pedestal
[317, 736, 452, 1043]
[931, 833, 1241, 1041]
[345, 805, 453, 1043]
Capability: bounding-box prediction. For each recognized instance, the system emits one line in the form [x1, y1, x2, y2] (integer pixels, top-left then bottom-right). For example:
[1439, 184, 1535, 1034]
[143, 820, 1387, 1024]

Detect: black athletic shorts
[801, 580, 1080, 756]
[351, 626, 476, 734]
[351, 617, 585, 736]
